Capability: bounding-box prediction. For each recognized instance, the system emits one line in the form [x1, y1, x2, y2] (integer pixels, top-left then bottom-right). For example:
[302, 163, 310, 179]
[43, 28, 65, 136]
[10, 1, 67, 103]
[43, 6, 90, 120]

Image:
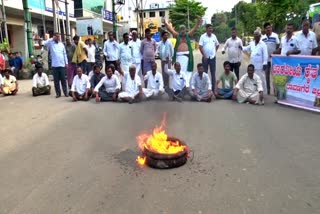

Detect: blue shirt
[43, 39, 68, 67]
[14, 57, 23, 69]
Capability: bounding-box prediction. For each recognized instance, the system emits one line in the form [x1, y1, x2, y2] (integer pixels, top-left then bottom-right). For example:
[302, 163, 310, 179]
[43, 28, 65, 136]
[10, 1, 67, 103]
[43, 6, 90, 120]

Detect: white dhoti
[255, 69, 266, 93]
[237, 90, 260, 104]
[143, 88, 164, 98]
[118, 91, 139, 99]
[176, 51, 192, 84]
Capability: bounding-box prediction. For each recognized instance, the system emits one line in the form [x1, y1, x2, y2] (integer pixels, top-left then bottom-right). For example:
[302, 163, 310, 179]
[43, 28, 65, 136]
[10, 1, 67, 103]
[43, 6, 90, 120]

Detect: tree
[211, 12, 232, 42]
[169, 0, 207, 38]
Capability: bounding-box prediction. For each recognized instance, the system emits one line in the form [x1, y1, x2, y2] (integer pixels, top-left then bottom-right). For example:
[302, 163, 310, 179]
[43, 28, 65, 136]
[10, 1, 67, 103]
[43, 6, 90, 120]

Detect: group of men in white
[24, 19, 319, 105]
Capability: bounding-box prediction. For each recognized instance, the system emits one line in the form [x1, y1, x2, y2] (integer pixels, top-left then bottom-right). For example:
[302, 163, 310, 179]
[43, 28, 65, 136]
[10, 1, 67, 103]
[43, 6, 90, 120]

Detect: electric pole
[112, 0, 117, 38]
[1, 0, 8, 42]
[52, 0, 58, 32]
[65, 0, 70, 38]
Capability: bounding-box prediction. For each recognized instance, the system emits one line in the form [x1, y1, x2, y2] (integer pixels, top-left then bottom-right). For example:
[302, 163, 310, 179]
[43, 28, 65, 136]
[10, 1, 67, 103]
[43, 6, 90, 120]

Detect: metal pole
[1, 0, 8, 42]
[41, 0, 46, 37]
[187, 5, 190, 29]
[65, 0, 70, 38]
[52, 0, 58, 32]
[112, 0, 117, 38]
[136, 0, 139, 36]
[140, 0, 144, 37]
[22, 0, 33, 58]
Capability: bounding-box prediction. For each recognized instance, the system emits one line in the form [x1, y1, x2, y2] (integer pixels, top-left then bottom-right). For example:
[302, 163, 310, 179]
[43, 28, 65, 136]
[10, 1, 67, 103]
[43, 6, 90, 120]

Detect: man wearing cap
[165, 17, 202, 84]
[242, 29, 268, 93]
[32, 63, 51, 96]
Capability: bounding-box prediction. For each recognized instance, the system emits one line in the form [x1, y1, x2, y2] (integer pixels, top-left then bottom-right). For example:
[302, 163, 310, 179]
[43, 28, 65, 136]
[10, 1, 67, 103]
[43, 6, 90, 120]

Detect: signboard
[76, 18, 103, 36]
[272, 55, 320, 112]
[45, 0, 75, 18]
[102, 9, 113, 21]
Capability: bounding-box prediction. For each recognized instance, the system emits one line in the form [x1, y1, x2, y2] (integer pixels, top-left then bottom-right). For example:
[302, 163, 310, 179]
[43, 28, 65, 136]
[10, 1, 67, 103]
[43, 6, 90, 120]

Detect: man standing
[42, 32, 68, 98]
[233, 64, 264, 105]
[261, 23, 280, 95]
[94, 65, 121, 102]
[65, 37, 76, 88]
[275, 23, 301, 56]
[158, 31, 174, 87]
[165, 17, 202, 84]
[86, 38, 96, 72]
[199, 24, 220, 90]
[312, 35, 320, 55]
[140, 28, 156, 75]
[1, 69, 18, 96]
[143, 62, 165, 99]
[222, 27, 243, 80]
[118, 64, 143, 104]
[72, 35, 88, 75]
[119, 33, 132, 73]
[242, 29, 268, 93]
[103, 31, 120, 70]
[296, 20, 318, 56]
[129, 30, 142, 77]
[165, 62, 189, 102]
[190, 63, 212, 102]
[32, 63, 51, 96]
[70, 67, 91, 101]
[214, 61, 238, 99]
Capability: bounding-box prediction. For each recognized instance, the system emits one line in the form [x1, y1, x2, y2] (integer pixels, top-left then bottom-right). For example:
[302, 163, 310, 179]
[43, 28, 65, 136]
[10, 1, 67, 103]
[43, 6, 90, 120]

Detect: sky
[198, 0, 251, 23]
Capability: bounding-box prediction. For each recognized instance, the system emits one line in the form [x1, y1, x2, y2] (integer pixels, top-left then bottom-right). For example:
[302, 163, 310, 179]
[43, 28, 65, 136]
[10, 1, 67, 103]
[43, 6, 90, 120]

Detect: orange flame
[136, 113, 187, 166]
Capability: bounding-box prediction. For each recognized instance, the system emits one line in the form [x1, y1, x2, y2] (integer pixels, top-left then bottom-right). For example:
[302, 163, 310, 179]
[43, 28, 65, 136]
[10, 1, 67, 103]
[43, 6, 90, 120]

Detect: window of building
[149, 12, 156, 17]
[159, 11, 165, 17]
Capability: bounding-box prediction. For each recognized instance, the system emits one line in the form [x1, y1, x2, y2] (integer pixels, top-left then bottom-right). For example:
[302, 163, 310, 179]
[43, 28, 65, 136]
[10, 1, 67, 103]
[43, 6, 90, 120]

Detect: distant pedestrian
[42, 32, 68, 98]
[103, 31, 120, 70]
[261, 23, 280, 95]
[222, 27, 243, 80]
[199, 24, 220, 90]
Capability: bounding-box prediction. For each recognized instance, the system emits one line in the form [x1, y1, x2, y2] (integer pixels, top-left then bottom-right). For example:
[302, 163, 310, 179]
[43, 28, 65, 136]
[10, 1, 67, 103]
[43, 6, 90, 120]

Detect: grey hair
[131, 30, 137, 34]
[179, 25, 186, 30]
[254, 27, 261, 35]
[129, 64, 136, 71]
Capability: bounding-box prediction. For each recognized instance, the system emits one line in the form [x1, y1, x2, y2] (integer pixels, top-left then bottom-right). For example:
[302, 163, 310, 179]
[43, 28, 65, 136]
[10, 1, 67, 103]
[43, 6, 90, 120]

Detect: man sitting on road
[90, 64, 105, 96]
[233, 64, 264, 105]
[70, 67, 91, 101]
[190, 63, 212, 102]
[118, 64, 143, 104]
[143, 62, 165, 99]
[214, 61, 237, 99]
[32, 63, 51, 96]
[94, 65, 121, 102]
[1, 69, 18, 96]
[165, 62, 189, 102]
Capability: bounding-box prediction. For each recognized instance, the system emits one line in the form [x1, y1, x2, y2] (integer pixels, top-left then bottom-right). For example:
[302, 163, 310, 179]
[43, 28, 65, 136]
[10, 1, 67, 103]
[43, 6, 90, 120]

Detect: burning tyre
[136, 115, 189, 169]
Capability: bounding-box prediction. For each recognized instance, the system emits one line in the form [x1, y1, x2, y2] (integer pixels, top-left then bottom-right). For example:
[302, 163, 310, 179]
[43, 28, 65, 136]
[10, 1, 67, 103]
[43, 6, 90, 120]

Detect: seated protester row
[165, 62, 189, 102]
[1, 69, 18, 96]
[215, 61, 237, 99]
[143, 62, 165, 99]
[69, 67, 91, 101]
[190, 63, 212, 102]
[118, 64, 143, 104]
[32, 63, 51, 96]
[233, 64, 264, 105]
[94, 65, 121, 102]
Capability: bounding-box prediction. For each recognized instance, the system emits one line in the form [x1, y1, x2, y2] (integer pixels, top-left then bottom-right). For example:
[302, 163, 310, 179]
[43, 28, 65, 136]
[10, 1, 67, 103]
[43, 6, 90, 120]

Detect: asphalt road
[1, 50, 320, 214]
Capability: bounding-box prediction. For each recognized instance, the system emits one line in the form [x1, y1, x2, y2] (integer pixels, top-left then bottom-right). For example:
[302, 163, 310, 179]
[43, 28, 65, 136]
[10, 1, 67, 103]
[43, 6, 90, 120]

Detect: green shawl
[172, 33, 194, 72]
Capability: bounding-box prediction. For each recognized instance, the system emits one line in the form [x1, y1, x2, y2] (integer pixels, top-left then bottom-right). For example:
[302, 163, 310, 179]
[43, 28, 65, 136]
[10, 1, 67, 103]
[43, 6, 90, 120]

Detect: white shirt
[295, 30, 317, 55]
[94, 75, 121, 93]
[158, 40, 174, 60]
[199, 33, 219, 59]
[144, 71, 164, 91]
[166, 69, 189, 91]
[32, 73, 50, 88]
[129, 39, 142, 63]
[86, 45, 96, 63]
[191, 72, 211, 92]
[103, 40, 120, 61]
[222, 37, 243, 63]
[71, 74, 91, 95]
[280, 35, 300, 56]
[236, 73, 263, 93]
[261, 32, 280, 61]
[243, 40, 268, 70]
[123, 73, 142, 94]
[119, 42, 132, 65]
[0, 74, 3, 86]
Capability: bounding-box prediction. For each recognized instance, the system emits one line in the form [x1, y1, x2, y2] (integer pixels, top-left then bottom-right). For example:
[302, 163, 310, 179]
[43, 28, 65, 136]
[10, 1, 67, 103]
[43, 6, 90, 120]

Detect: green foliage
[0, 38, 11, 53]
[169, 0, 207, 39]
